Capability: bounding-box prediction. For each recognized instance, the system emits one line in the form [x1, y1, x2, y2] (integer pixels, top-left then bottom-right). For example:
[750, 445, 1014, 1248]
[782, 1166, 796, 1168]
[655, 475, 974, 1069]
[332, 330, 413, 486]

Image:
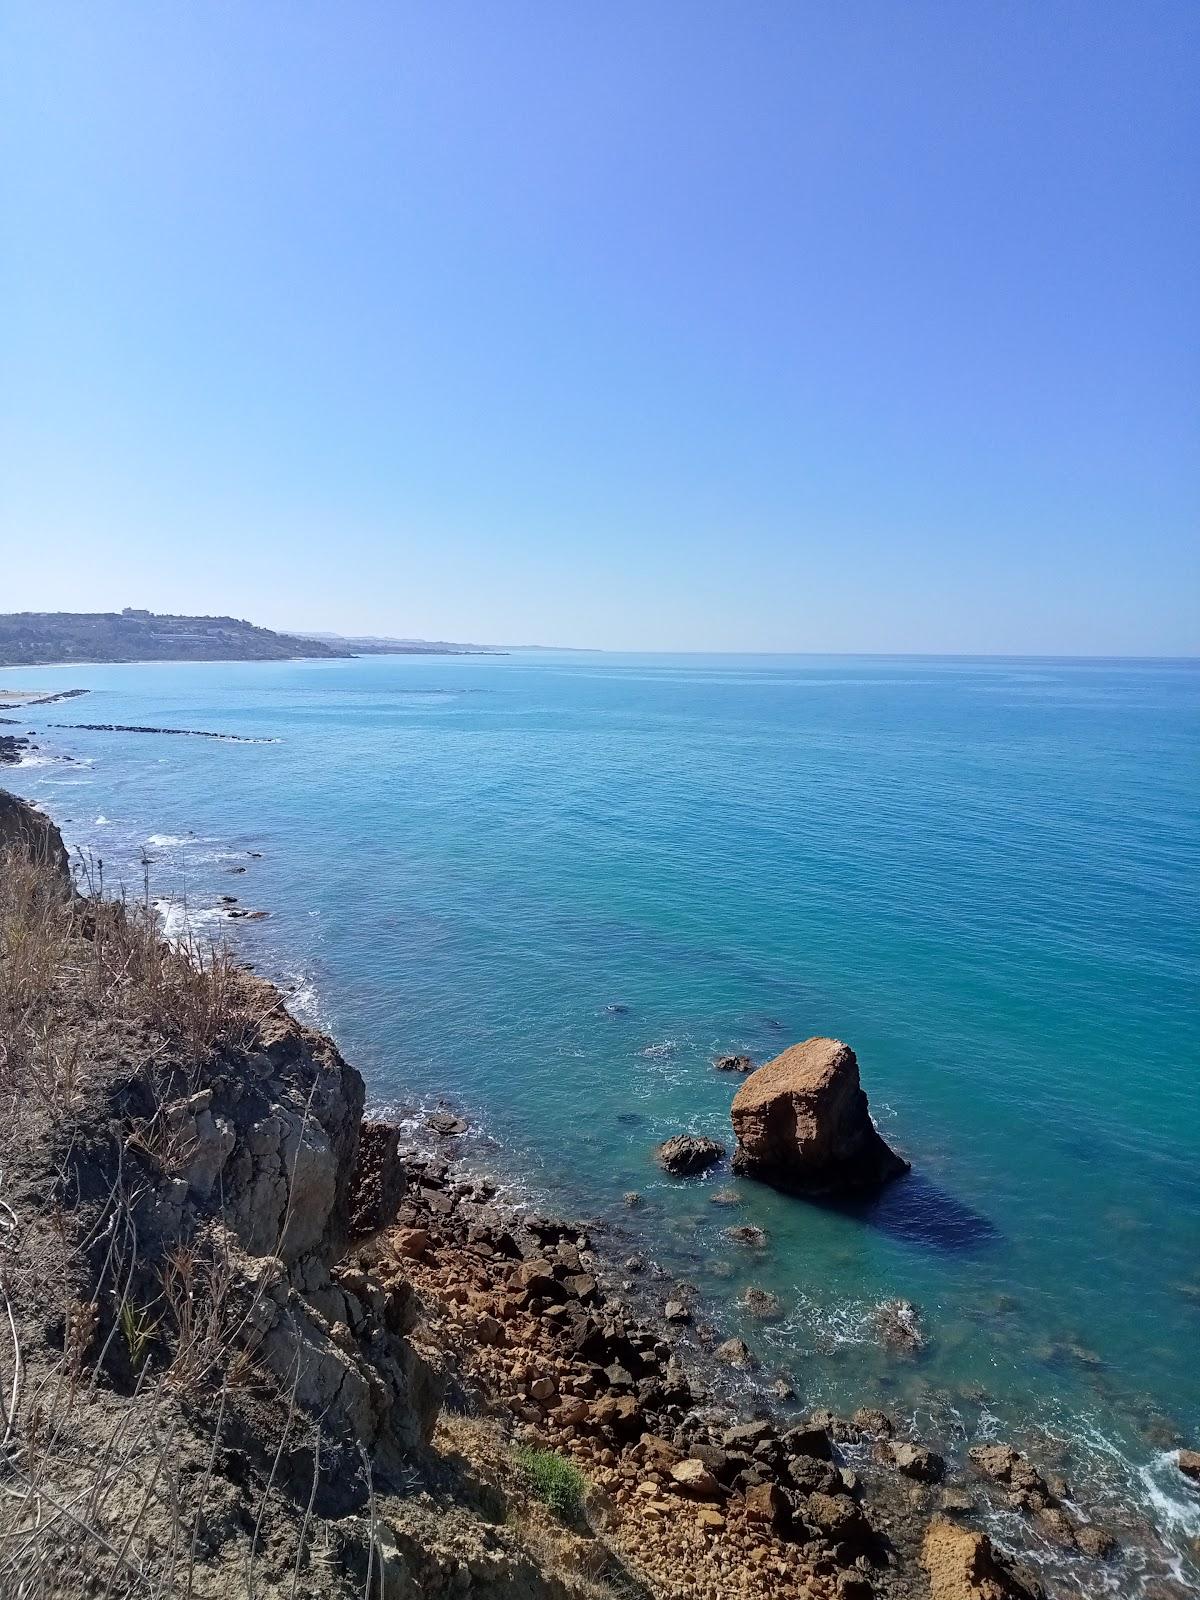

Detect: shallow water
[5, 651, 1198, 1591]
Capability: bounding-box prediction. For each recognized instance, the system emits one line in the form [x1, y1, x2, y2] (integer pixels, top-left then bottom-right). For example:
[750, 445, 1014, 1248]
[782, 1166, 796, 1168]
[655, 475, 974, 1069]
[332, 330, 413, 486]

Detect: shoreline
[374, 1103, 1199, 1600]
[4, 723, 1199, 1597]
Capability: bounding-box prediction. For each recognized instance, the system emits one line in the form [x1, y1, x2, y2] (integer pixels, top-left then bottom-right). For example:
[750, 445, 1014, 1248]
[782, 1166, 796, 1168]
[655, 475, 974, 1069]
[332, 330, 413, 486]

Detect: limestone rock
[730, 1037, 908, 1195]
[875, 1440, 945, 1483]
[671, 1458, 719, 1497]
[921, 1517, 1045, 1599]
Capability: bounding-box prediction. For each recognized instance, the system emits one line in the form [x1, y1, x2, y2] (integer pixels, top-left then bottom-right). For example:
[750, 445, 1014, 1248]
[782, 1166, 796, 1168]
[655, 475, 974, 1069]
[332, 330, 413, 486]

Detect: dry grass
[0, 846, 273, 1131]
[0, 847, 313, 1599]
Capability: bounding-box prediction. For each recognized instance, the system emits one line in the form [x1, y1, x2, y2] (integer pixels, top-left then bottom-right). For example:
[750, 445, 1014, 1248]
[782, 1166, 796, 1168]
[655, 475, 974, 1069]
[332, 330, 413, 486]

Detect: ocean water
[5, 652, 1198, 1593]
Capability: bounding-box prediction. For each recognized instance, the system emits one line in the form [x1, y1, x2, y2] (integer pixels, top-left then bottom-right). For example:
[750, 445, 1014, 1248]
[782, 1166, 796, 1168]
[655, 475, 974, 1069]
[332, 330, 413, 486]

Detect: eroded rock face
[131, 975, 440, 1460]
[730, 1037, 908, 1195]
[0, 788, 70, 886]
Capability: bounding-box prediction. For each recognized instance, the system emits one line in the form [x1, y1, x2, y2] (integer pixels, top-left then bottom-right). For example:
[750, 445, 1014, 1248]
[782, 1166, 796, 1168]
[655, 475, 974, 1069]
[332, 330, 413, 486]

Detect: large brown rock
[730, 1037, 908, 1195]
[921, 1518, 1044, 1599]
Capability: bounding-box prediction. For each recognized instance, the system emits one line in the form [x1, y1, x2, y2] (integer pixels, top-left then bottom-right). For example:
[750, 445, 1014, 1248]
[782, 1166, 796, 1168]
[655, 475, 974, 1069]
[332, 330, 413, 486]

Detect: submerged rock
[873, 1297, 925, 1354]
[730, 1037, 908, 1195]
[723, 1224, 767, 1248]
[654, 1133, 725, 1176]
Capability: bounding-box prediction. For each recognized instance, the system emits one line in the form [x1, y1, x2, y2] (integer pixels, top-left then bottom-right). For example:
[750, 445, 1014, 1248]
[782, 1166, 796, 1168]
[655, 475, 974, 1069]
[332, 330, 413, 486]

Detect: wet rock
[622, 1191, 642, 1207]
[730, 1037, 909, 1195]
[426, 1111, 468, 1136]
[968, 1444, 1051, 1508]
[1074, 1524, 1118, 1559]
[708, 1188, 742, 1206]
[786, 1456, 842, 1496]
[722, 1420, 775, 1451]
[714, 1054, 755, 1073]
[654, 1134, 726, 1175]
[723, 1224, 767, 1248]
[939, 1487, 976, 1516]
[741, 1286, 782, 1319]
[664, 1299, 691, 1323]
[872, 1297, 925, 1353]
[851, 1408, 894, 1439]
[1178, 1448, 1200, 1484]
[715, 1336, 756, 1370]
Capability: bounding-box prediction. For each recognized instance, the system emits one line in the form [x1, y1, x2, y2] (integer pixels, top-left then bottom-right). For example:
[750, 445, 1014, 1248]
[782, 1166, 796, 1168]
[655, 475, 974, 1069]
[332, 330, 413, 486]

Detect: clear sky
[2, 3, 1196, 652]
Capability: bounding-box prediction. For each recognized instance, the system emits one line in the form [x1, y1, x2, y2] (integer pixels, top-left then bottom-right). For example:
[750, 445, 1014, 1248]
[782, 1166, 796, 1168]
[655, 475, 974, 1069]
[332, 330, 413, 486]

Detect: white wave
[638, 1039, 680, 1059]
[1137, 1453, 1200, 1541]
[94, 814, 111, 825]
[145, 833, 201, 847]
[152, 898, 227, 943]
[283, 976, 324, 1024]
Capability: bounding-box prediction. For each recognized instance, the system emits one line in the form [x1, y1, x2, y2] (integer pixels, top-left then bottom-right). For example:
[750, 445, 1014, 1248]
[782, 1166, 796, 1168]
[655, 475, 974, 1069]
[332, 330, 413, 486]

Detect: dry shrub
[0, 846, 273, 1127]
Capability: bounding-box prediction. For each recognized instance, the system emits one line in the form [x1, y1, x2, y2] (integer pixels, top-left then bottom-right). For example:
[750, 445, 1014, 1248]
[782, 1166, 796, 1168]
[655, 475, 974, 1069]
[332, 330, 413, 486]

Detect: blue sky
[2, 3, 1196, 652]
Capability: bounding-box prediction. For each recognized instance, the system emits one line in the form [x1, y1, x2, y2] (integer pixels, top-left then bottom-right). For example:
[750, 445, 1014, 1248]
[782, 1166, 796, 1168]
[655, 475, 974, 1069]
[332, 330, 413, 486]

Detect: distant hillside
[296, 630, 505, 655]
[0, 610, 349, 667]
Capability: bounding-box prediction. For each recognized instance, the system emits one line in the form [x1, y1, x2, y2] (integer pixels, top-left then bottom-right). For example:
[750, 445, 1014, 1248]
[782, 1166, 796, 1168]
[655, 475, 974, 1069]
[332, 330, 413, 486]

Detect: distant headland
[0, 610, 507, 667]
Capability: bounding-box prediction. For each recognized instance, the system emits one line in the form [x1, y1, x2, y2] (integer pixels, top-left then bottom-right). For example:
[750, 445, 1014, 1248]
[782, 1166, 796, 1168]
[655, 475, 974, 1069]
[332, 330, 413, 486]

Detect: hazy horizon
[3, 4, 1197, 654]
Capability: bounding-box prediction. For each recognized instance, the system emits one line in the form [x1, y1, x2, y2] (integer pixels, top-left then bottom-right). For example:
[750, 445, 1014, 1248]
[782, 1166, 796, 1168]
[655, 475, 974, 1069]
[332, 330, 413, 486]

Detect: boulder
[671, 1458, 720, 1498]
[1178, 1448, 1200, 1484]
[714, 1054, 755, 1073]
[730, 1038, 908, 1195]
[875, 1440, 945, 1482]
[715, 1336, 756, 1370]
[921, 1518, 1044, 1599]
[654, 1134, 725, 1176]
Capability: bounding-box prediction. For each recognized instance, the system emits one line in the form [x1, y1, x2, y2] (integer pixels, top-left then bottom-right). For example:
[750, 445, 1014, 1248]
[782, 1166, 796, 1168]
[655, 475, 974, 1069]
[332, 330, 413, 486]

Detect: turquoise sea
[5, 652, 1198, 1595]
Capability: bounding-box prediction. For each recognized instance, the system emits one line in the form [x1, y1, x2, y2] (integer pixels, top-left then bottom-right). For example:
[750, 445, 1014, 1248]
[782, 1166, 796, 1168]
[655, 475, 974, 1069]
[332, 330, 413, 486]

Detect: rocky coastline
[1, 784, 1196, 1600]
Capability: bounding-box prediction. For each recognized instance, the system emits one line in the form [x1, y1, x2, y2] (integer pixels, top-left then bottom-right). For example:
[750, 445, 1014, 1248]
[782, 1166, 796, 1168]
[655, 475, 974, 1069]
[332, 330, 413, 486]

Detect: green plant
[117, 1293, 159, 1370]
[515, 1446, 586, 1521]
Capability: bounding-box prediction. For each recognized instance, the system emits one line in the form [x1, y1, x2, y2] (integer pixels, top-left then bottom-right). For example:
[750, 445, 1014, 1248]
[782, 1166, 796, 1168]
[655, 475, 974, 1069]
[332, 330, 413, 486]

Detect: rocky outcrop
[1178, 1448, 1200, 1484]
[714, 1054, 754, 1073]
[124, 971, 441, 1461]
[968, 1443, 1116, 1557]
[730, 1037, 908, 1195]
[921, 1517, 1044, 1599]
[0, 787, 70, 885]
[654, 1133, 725, 1175]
